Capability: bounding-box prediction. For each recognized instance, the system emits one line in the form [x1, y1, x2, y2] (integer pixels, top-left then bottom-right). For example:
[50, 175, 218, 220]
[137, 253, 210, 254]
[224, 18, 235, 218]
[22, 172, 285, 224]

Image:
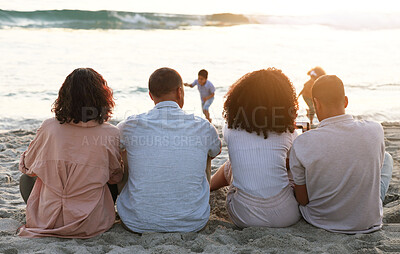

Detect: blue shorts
[202, 97, 214, 111]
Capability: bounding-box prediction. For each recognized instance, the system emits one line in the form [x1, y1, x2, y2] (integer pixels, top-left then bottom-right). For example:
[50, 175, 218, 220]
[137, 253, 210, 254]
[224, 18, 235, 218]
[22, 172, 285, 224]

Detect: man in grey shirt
[290, 75, 393, 234]
[117, 67, 221, 233]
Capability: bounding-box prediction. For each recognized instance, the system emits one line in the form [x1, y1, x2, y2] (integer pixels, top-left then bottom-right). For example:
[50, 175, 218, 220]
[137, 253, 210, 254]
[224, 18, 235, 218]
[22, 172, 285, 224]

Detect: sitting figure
[210, 68, 301, 228]
[117, 67, 221, 233]
[18, 68, 123, 238]
[290, 75, 393, 234]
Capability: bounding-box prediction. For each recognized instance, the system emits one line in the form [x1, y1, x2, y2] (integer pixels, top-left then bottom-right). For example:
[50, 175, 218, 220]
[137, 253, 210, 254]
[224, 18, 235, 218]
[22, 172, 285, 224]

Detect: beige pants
[224, 161, 300, 228]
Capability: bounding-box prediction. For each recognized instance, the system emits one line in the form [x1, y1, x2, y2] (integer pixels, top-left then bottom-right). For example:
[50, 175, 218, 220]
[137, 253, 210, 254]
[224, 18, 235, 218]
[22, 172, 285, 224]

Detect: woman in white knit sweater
[210, 68, 300, 228]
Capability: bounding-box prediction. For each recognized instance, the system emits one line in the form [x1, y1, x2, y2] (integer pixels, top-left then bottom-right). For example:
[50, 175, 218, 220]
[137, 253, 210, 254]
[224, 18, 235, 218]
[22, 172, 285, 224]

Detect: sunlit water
[1, 21, 400, 130]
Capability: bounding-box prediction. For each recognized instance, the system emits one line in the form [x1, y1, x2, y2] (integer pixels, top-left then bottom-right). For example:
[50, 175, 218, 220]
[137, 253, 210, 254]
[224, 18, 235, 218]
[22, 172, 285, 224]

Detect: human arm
[184, 80, 197, 88]
[204, 82, 216, 102]
[109, 121, 126, 185]
[298, 80, 314, 99]
[205, 123, 222, 184]
[19, 151, 37, 177]
[202, 93, 214, 102]
[286, 158, 295, 188]
[298, 88, 304, 98]
[294, 184, 309, 206]
[209, 124, 230, 191]
[206, 156, 211, 183]
[108, 133, 124, 184]
[289, 145, 309, 206]
[117, 149, 129, 193]
[19, 121, 49, 176]
[208, 124, 222, 159]
[210, 160, 231, 191]
[108, 147, 124, 184]
[298, 83, 307, 98]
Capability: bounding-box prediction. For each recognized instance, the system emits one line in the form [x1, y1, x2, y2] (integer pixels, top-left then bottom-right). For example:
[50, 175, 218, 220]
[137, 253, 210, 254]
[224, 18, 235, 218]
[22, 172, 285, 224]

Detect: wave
[353, 112, 400, 122]
[2, 9, 399, 30]
[0, 9, 251, 29]
[255, 12, 400, 30]
[345, 83, 400, 90]
[114, 87, 148, 95]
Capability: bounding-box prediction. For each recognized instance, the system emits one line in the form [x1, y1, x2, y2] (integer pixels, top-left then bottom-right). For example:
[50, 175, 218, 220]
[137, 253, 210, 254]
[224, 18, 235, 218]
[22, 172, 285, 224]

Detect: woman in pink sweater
[18, 68, 123, 238]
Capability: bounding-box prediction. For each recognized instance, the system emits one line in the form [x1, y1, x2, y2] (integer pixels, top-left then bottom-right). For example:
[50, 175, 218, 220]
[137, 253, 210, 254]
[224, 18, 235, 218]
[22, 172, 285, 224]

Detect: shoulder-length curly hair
[223, 68, 298, 139]
[52, 68, 115, 124]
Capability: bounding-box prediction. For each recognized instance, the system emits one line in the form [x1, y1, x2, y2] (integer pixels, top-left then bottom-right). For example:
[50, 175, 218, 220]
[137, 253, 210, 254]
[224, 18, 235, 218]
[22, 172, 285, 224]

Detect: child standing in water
[185, 69, 215, 122]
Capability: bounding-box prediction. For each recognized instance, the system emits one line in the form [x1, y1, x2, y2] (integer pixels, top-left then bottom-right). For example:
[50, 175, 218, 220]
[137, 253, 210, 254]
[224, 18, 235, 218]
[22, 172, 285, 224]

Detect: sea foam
[1, 9, 399, 30]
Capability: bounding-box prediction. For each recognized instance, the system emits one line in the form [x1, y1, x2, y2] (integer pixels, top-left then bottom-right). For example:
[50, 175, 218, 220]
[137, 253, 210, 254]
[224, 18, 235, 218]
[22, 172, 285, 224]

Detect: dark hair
[149, 67, 183, 97]
[223, 68, 298, 139]
[312, 75, 345, 106]
[198, 69, 208, 79]
[307, 66, 326, 78]
[52, 68, 115, 124]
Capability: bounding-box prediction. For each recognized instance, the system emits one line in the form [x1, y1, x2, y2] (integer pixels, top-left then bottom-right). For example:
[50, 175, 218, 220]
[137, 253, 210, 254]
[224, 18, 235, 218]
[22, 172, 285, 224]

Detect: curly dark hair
[223, 68, 298, 139]
[52, 68, 115, 124]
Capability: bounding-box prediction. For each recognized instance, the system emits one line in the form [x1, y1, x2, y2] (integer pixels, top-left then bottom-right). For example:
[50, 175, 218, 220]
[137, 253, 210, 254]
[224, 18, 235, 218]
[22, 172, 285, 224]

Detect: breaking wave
[0, 10, 251, 29]
[1, 9, 399, 30]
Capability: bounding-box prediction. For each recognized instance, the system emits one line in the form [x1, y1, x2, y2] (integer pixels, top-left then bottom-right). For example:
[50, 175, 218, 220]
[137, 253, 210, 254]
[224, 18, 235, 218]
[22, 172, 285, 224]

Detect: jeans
[381, 152, 393, 202]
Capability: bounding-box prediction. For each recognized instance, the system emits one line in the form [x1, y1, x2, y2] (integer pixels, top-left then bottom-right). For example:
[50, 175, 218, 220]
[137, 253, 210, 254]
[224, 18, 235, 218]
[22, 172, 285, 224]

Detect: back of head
[223, 68, 298, 138]
[149, 67, 183, 98]
[52, 68, 114, 124]
[198, 69, 208, 79]
[308, 66, 326, 78]
[312, 75, 345, 106]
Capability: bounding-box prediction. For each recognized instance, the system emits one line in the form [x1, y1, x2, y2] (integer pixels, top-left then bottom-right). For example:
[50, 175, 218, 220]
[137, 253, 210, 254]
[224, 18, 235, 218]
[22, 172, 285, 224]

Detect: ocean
[1, 9, 400, 130]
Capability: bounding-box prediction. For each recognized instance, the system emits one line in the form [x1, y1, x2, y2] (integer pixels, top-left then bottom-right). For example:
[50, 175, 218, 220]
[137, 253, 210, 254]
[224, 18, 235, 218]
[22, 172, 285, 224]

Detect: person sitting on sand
[117, 67, 221, 233]
[290, 75, 393, 234]
[210, 68, 301, 228]
[184, 69, 215, 122]
[298, 67, 326, 125]
[18, 68, 123, 238]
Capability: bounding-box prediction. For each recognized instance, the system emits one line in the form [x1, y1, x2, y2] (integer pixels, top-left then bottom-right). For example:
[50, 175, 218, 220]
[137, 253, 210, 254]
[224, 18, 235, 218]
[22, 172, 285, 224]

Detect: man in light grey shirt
[117, 67, 221, 233]
[290, 75, 393, 234]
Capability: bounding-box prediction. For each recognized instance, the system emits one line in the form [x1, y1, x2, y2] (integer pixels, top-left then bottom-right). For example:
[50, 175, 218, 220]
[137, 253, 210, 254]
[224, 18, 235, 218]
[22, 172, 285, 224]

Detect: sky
[1, 0, 400, 15]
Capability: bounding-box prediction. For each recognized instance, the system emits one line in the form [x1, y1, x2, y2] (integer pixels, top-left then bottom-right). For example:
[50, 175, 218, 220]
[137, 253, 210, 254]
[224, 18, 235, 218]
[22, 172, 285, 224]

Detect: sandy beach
[0, 122, 399, 253]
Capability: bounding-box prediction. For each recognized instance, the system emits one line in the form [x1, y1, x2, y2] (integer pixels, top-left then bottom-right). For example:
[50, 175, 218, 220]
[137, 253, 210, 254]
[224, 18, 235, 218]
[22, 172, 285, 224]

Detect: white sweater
[223, 125, 297, 199]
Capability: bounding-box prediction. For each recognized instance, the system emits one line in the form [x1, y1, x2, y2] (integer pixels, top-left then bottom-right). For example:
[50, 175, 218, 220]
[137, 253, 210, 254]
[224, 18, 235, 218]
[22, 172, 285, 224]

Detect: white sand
[0, 124, 399, 253]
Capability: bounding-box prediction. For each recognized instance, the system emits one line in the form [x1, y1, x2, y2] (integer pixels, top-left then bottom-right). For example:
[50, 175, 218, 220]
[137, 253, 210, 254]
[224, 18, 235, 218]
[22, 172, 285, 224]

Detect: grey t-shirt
[192, 79, 215, 100]
[117, 101, 221, 233]
[290, 114, 384, 234]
